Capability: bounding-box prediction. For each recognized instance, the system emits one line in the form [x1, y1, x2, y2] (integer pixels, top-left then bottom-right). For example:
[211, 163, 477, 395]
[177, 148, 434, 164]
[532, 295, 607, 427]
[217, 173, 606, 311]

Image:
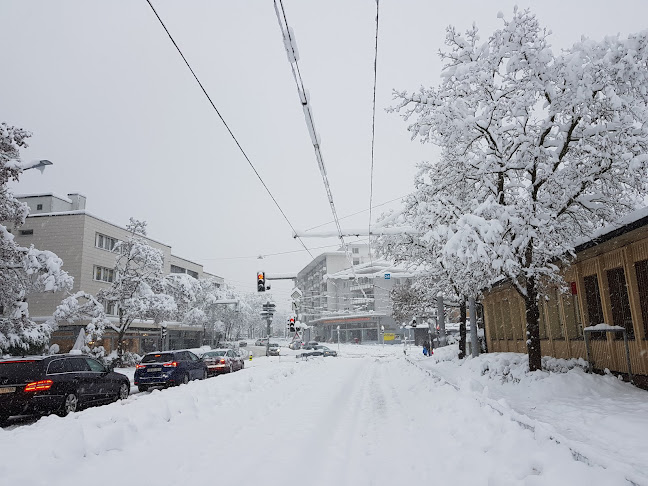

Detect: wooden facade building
[483, 209, 648, 386]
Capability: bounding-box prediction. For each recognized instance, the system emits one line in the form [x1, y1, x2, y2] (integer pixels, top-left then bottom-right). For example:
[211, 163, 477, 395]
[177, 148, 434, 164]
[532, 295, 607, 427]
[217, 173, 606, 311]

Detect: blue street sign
[384, 273, 391, 280]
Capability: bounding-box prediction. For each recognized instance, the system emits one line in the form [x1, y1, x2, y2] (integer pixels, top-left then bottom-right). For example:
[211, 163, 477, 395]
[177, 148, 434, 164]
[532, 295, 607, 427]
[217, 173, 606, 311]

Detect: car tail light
[135, 364, 146, 369]
[163, 361, 177, 368]
[220, 359, 226, 364]
[24, 379, 53, 392]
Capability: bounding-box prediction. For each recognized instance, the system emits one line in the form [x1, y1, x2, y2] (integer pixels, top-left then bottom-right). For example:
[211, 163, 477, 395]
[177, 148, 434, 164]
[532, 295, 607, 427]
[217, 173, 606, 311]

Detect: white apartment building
[13, 193, 224, 352]
[295, 243, 371, 325]
[309, 260, 414, 343]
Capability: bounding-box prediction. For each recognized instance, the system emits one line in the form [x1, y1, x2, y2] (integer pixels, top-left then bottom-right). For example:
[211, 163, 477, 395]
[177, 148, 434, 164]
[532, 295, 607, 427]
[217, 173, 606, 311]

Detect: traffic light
[257, 271, 266, 292]
[289, 317, 295, 333]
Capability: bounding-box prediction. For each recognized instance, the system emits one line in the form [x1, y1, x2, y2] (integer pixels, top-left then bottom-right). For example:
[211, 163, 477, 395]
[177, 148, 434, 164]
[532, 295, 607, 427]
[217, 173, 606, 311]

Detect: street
[0, 344, 636, 486]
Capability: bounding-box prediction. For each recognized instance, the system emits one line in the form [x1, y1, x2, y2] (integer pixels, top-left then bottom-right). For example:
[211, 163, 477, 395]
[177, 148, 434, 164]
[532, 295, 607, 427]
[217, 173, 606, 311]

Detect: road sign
[384, 273, 391, 280]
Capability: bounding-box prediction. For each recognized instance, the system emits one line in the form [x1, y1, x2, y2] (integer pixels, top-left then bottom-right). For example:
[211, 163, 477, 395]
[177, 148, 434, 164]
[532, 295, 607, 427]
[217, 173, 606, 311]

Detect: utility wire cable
[200, 239, 369, 261]
[368, 0, 380, 270]
[144, 0, 313, 259]
[273, 0, 367, 301]
[304, 194, 406, 232]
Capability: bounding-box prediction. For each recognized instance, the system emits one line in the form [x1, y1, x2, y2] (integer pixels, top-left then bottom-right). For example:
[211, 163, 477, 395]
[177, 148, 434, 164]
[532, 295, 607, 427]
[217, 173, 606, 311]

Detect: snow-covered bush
[105, 350, 141, 368]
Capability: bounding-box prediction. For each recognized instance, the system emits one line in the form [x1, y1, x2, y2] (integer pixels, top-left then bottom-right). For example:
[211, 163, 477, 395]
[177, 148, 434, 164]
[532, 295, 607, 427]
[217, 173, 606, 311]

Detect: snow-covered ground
[412, 345, 648, 485]
[0, 344, 645, 486]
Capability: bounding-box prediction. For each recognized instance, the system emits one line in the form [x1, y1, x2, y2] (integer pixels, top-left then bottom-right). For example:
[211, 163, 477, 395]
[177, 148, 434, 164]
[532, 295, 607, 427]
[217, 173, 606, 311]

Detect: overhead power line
[368, 0, 380, 270]
[200, 239, 369, 261]
[144, 0, 313, 259]
[304, 195, 406, 232]
[273, 0, 367, 299]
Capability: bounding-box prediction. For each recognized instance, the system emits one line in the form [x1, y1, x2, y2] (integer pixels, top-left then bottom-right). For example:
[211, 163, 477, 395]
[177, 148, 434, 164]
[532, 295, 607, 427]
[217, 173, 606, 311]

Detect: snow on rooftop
[326, 259, 414, 280]
[16, 192, 73, 203]
[574, 206, 648, 248]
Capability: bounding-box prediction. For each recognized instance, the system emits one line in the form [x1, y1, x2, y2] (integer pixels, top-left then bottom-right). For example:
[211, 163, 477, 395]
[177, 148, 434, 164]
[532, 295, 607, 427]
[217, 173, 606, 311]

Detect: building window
[20, 229, 33, 235]
[635, 260, 648, 338]
[36, 204, 43, 210]
[187, 270, 198, 279]
[353, 258, 360, 265]
[104, 301, 117, 316]
[583, 274, 606, 340]
[95, 233, 118, 251]
[171, 264, 185, 274]
[607, 267, 634, 339]
[352, 247, 359, 254]
[94, 265, 114, 283]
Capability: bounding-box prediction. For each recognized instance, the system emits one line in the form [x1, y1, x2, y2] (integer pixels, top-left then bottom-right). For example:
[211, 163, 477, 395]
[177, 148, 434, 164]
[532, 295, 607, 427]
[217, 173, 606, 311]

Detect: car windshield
[269, 343, 278, 347]
[141, 353, 174, 363]
[205, 351, 226, 357]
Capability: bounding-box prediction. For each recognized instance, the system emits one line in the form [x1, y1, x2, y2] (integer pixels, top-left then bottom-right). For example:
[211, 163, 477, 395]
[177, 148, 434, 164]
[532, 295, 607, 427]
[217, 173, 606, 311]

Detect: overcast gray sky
[2, 0, 647, 305]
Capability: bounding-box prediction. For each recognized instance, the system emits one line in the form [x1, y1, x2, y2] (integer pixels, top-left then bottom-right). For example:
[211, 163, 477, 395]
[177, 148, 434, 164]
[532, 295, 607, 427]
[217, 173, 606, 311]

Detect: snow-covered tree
[49, 291, 109, 357]
[392, 9, 648, 370]
[387, 277, 428, 318]
[97, 218, 169, 364]
[0, 123, 73, 354]
[378, 162, 496, 357]
[162, 273, 199, 321]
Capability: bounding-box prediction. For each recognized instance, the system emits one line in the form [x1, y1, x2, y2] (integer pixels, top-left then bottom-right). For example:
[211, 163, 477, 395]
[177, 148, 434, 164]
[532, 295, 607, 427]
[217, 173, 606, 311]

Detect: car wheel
[202, 370, 207, 380]
[58, 393, 78, 417]
[137, 385, 149, 393]
[117, 382, 129, 401]
[181, 373, 189, 385]
[0, 414, 9, 427]
[228, 364, 233, 373]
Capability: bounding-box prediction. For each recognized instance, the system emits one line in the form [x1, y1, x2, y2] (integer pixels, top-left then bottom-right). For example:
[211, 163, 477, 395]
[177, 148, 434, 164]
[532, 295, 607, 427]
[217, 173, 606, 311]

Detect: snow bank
[414, 346, 648, 484]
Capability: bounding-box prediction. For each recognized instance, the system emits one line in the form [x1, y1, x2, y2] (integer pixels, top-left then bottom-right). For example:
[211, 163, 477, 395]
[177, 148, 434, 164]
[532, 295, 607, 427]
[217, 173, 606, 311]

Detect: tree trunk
[116, 327, 127, 367]
[524, 277, 542, 371]
[458, 300, 467, 359]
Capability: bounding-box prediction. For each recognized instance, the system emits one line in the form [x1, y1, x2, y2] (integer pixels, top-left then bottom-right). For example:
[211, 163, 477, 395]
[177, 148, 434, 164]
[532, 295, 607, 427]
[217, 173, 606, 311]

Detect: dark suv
[0, 354, 130, 424]
[134, 350, 207, 392]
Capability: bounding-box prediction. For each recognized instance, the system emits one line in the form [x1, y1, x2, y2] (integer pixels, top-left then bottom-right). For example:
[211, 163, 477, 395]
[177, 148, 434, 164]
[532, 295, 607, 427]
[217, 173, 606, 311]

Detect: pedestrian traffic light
[257, 271, 266, 292]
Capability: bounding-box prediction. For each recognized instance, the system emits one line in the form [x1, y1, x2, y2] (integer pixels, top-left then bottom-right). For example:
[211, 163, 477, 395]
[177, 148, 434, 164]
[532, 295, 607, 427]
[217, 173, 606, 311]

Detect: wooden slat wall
[481, 227, 648, 378]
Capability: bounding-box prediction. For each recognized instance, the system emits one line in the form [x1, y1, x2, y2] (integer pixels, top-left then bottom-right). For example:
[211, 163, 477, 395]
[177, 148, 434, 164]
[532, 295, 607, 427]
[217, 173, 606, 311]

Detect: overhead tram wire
[368, 0, 380, 270]
[273, 0, 368, 300]
[304, 194, 406, 232]
[144, 0, 313, 260]
[200, 238, 369, 261]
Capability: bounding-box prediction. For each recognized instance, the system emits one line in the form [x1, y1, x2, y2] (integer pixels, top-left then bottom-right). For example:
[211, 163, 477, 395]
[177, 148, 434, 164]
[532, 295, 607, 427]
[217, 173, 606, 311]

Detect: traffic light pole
[260, 301, 276, 357]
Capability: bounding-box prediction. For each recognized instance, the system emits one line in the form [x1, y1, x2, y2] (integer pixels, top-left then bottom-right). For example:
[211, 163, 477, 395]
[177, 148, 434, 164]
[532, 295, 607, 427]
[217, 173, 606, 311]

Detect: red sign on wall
[570, 282, 578, 295]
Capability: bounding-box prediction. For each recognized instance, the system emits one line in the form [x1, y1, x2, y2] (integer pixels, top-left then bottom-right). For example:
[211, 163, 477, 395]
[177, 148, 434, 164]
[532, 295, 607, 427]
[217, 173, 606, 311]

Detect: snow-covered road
[0, 347, 635, 486]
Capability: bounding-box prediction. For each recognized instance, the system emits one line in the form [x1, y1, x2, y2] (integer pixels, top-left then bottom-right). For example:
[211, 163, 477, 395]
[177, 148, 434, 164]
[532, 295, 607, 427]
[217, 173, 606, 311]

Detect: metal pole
[584, 330, 592, 373]
[623, 329, 633, 383]
[437, 294, 447, 346]
[337, 325, 340, 352]
[469, 296, 479, 357]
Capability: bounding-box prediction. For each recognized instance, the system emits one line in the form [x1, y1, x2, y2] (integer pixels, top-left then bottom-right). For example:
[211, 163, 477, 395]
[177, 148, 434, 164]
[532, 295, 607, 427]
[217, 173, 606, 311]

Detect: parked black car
[0, 354, 130, 425]
[134, 350, 207, 392]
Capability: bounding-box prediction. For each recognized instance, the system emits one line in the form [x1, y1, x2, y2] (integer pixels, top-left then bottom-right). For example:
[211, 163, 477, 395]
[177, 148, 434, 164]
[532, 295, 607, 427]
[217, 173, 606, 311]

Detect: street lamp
[21, 159, 53, 174]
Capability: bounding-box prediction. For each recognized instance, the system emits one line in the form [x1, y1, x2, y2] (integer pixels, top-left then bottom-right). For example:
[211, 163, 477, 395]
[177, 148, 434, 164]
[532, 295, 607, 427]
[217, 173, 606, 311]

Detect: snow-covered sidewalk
[412, 345, 648, 485]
